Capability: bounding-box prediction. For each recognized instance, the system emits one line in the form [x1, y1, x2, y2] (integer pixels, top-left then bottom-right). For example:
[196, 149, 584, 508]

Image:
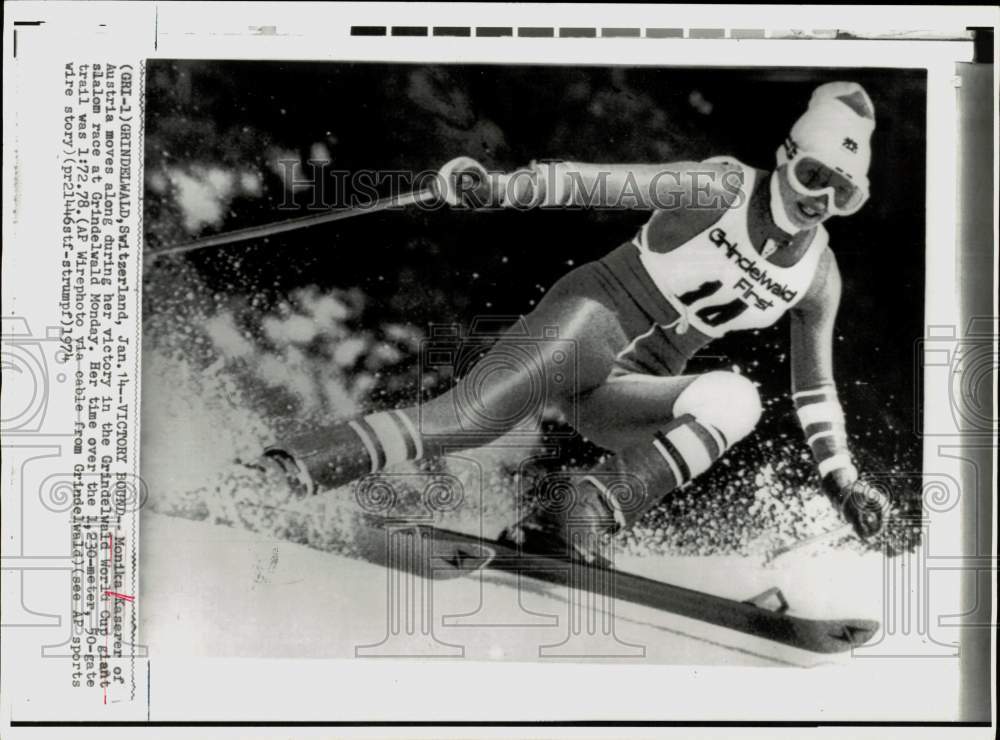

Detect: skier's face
[776, 164, 832, 230]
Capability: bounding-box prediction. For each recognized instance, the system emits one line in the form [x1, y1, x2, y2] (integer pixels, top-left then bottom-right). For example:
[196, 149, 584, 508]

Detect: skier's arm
[790, 250, 888, 538]
[789, 249, 857, 488]
[436, 156, 741, 210]
[503, 159, 741, 209]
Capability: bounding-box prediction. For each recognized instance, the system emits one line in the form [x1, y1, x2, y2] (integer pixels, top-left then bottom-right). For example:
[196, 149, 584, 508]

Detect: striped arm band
[792, 385, 854, 479]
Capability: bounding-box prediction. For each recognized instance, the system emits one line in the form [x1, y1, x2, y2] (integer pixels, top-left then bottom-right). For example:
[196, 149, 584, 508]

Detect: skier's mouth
[797, 202, 823, 220]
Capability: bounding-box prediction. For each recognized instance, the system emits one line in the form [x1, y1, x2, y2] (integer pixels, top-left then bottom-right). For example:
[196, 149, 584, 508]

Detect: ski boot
[499, 474, 623, 568]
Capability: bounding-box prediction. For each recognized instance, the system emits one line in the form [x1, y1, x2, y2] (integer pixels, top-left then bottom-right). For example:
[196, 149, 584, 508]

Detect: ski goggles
[786, 153, 869, 216]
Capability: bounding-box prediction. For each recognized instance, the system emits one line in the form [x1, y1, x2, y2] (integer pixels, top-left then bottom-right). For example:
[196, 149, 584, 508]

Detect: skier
[253, 81, 892, 559]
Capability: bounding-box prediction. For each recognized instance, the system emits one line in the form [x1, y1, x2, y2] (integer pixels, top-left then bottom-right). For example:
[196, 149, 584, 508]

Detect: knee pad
[672, 371, 762, 448]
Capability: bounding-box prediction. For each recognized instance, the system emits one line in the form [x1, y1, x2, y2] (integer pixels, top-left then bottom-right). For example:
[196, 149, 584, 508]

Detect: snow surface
[141, 512, 886, 667]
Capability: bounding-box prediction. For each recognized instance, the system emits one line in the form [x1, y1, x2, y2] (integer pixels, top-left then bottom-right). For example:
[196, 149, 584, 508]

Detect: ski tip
[830, 619, 880, 650]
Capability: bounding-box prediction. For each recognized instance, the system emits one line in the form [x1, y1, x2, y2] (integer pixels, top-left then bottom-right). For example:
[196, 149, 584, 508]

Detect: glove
[823, 474, 891, 539]
[435, 156, 493, 208]
[242, 449, 314, 499]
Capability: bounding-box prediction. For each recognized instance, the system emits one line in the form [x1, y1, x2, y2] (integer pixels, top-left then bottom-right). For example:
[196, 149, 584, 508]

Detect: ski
[362, 523, 879, 655]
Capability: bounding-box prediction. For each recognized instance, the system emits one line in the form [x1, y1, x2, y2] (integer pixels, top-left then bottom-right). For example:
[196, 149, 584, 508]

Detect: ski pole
[144, 186, 439, 263]
[763, 522, 853, 565]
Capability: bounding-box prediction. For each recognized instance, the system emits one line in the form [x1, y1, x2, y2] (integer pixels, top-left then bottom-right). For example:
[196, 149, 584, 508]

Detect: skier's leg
[412, 295, 625, 453]
[515, 370, 763, 553]
[584, 370, 762, 528]
[260, 267, 629, 494]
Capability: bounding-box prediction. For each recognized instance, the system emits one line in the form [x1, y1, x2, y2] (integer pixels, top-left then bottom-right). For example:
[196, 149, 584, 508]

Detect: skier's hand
[242, 449, 315, 499]
[824, 476, 890, 540]
[436, 156, 493, 208]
